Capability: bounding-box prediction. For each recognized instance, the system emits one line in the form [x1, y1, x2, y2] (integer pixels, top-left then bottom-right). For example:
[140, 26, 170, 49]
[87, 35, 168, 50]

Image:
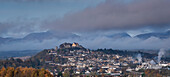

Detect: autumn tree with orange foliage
[0, 67, 53, 77]
[144, 69, 162, 77]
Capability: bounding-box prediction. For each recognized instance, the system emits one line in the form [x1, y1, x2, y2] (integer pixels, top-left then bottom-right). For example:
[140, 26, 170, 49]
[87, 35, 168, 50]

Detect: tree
[0, 67, 53, 77]
[0, 67, 6, 77]
[31, 70, 38, 77]
[5, 67, 14, 77]
[58, 72, 62, 77]
[63, 70, 70, 77]
[39, 68, 46, 77]
[16, 59, 23, 63]
[14, 67, 20, 77]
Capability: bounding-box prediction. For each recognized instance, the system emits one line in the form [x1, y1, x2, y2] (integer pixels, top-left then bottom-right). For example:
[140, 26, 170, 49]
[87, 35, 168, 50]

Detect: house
[85, 70, 90, 75]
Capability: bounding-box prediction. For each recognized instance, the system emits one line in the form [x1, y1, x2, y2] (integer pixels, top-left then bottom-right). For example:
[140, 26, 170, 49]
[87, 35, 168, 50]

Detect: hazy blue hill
[135, 30, 170, 39]
[0, 50, 40, 59]
[0, 31, 80, 44]
[1, 31, 170, 45]
[0, 37, 14, 44]
[30, 49, 50, 63]
[20, 31, 80, 40]
[23, 31, 55, 41]
[107, 32, 131, 39]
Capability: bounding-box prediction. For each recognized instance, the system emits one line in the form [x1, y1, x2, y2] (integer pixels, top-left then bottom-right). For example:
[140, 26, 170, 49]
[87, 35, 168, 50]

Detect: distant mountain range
[0, 31, 79, 44]
[22, 31, 79, 41]
[135, 30, 170, 39]
[106, 30, 170, 39]
[0, 30, 170, 44]
[0, 37, 14, 44]
[107, 32, 131, 39]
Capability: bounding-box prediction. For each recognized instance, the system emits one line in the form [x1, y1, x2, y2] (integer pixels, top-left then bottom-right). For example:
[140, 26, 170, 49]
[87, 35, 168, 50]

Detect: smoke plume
[158, 49, 165, 63]
[137, 54, 142, 63]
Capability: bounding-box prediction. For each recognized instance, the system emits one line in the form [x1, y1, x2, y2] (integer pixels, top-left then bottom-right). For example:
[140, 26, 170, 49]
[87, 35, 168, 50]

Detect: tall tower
[72, 42, 79, 47]
[55, 46, 58, 50]
[72, 43, 77, 47]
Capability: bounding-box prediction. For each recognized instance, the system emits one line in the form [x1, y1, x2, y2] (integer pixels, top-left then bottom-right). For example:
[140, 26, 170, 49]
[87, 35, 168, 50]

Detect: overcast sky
[0, 0, 170, 51]
[0, 0, 104, 37]
[0, 0, 170, 38]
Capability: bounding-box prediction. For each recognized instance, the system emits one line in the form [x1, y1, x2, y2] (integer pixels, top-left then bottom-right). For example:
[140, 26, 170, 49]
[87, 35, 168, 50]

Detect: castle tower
[72, 42, 79, 47]
[72, 43, 77, 47]
[55, 46, 58, 50]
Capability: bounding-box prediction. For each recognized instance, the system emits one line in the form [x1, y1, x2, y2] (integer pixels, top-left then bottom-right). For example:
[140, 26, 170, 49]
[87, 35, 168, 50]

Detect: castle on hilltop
[59, 42, 81, 49]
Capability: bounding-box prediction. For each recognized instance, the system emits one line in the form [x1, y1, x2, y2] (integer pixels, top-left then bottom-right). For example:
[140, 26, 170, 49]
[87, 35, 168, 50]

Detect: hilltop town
[0, 42, 170, 77]
[43, 43, 170, 76]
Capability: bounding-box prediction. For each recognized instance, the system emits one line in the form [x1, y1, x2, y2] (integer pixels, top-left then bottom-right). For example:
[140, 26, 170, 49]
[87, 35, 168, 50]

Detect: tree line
[0, 67, 53, 77]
